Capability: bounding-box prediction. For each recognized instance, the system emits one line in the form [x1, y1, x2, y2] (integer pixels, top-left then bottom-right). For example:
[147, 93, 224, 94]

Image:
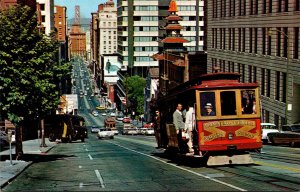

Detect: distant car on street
[102, 113, 107, 116]
[110, 112, 116, 117]
[116, 116, 124, 121]
[98, 128, 114, 139]
[145, 128, 155, 136]
[92, 111, 99, 117]
[122, 117, 131, 123]
[90, 125, 100, 133]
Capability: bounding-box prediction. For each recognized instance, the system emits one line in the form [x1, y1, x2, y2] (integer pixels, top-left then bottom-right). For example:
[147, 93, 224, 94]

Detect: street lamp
[268, 28, 290, 124]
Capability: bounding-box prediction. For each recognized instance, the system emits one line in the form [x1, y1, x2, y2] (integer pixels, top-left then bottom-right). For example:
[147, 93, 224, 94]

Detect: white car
[97, 128, 114, 139]
[127, 128, 138, 135]
[92, 111, 99, 117]
[145, 128, 155, 136]
[110, 112, 116, 117]
[102, 113, 107, 116]
[116, 116, 124, 121]
[261, 123, 279, 144]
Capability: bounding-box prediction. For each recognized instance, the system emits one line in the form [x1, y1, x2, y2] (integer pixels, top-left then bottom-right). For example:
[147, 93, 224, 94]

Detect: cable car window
[241, 90, 256, 114]
[200, 92, 216, 116]
[220, 91, 237, 116]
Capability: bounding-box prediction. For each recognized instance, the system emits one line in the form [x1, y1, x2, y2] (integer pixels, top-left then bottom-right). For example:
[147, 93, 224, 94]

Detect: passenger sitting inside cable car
[203, 103, 216, 116]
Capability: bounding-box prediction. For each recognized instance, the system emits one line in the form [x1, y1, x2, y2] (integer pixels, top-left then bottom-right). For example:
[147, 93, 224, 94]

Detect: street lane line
[88, 154, 93, 160]
[95, 170, 105, 188]
[110, 142, 247, 191]
[79, 165, 82, 169]
[85, 148, 89, 151]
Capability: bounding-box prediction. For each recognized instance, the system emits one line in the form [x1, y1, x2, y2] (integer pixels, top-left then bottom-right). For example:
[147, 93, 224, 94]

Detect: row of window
[211, 58, 287, 103]
[122, 56, 154, 62]
[212, 0, 300, 18]
[101, 21, 117, 27]
[211, 27, 299, 59]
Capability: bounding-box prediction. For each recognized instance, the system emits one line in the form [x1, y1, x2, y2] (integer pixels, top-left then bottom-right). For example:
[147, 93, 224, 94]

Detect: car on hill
[261, 123, 279, 144]
[122, 117, 131, 123]
[97, 128, 114, 139]
[90, 125, 100, 133]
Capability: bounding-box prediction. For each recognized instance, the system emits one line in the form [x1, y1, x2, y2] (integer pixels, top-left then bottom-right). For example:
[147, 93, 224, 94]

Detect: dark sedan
[267, 124, 300, 147]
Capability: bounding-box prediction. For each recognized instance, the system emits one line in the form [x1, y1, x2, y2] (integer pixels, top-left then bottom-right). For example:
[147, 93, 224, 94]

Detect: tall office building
[117, 0, 205, 76]
[207, 1, 300, 125]
[98, 0, 117, 55]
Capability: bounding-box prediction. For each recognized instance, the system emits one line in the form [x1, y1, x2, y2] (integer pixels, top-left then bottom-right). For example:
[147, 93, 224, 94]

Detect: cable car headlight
[228, 133, 234, 140]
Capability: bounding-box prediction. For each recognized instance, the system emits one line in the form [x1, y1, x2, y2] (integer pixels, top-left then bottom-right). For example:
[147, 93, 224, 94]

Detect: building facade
[54, 5, 68, 61]
[98, 0, 117, 56]
[207, 1, 300, 125]
[36, 0, 54, 35]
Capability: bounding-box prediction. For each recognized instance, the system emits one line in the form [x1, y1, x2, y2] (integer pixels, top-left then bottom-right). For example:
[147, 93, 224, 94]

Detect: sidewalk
[0, 139, 56, 188]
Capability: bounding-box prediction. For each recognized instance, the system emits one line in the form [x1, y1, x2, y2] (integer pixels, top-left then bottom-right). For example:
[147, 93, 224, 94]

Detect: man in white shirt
[185, 104, 195, 154]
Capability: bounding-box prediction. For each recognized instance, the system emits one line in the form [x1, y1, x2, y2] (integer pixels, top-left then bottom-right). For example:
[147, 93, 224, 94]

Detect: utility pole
[125, 74, 128, 116]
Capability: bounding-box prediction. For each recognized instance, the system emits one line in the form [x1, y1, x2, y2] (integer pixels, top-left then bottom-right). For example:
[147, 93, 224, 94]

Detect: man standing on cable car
[173, 103, 185, 153]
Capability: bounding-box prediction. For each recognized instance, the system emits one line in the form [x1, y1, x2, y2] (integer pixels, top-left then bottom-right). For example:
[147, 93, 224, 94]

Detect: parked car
[110, 112, 116, 117]
[90, 125, 100, 133]
[145, 128, 155, 136]
[267, 124, 300, 147]
[127, 128, 139, 135]
[122, 117, 131, 123]
[97, 128, 114, 139]
[261, 123, 279, 144]
[102, 113, 107, 116]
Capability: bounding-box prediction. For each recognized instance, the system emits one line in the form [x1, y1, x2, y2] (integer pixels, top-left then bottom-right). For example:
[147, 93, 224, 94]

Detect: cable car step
[207, 154, 254, 166]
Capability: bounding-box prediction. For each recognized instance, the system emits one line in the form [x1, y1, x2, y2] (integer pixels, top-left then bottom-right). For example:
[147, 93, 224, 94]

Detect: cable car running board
[207, 154, 254, 166]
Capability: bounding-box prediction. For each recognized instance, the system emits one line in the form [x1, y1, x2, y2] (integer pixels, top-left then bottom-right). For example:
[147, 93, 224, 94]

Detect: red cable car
[157, 72, 262, 166]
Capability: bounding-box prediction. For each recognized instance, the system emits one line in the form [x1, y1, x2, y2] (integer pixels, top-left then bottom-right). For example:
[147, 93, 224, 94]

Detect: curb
[0, 144, 56, 189]
[0, 161, 33, 189]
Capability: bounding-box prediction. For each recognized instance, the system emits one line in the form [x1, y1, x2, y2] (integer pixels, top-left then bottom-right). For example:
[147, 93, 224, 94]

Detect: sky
[54, 0, 115, 19]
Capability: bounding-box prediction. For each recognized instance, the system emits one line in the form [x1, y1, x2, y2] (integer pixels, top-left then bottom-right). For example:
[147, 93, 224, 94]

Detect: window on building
[249, 28, 253, 53]
[255, 0, 258, 14]
[42, 15, 45, 22]
[232, 28, 235, 51]
[282, 72, 287, 102]
[277, 28, 281, 56]
[238, 28, 241, 51]
[261, 68, 265, 95]
[215, 29, 218, 49]
[275, 71, 280, 101]
[220, 28, 222, 49]
[269, 0, 272, 13]
[294, 27, 299, 59]
[266, 69, 271, 97]
[253, 66, 257, 82]
[284, 0, 288, 12]
[250, 0, 253, 15]
[212, 29, 215, 48]
[278, 0, 282, 12]
[283, 27, 288, 57]
[248, 65, 252, 82]
[233, 0, 236, 16]
[242, 28, 245, 52]
[263, 0, 267, 14]
[238, 0, 241, 16]
[296, 0, 300, 11]
[223, 28, 226, 49]
[254, 28, 258, 53]
[242, 64, 245, 82]
[268, 32, 272, 55]
[229, 28, 232, 50]
[262, 28, 266, 55]
[40, 4, 45, 11]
